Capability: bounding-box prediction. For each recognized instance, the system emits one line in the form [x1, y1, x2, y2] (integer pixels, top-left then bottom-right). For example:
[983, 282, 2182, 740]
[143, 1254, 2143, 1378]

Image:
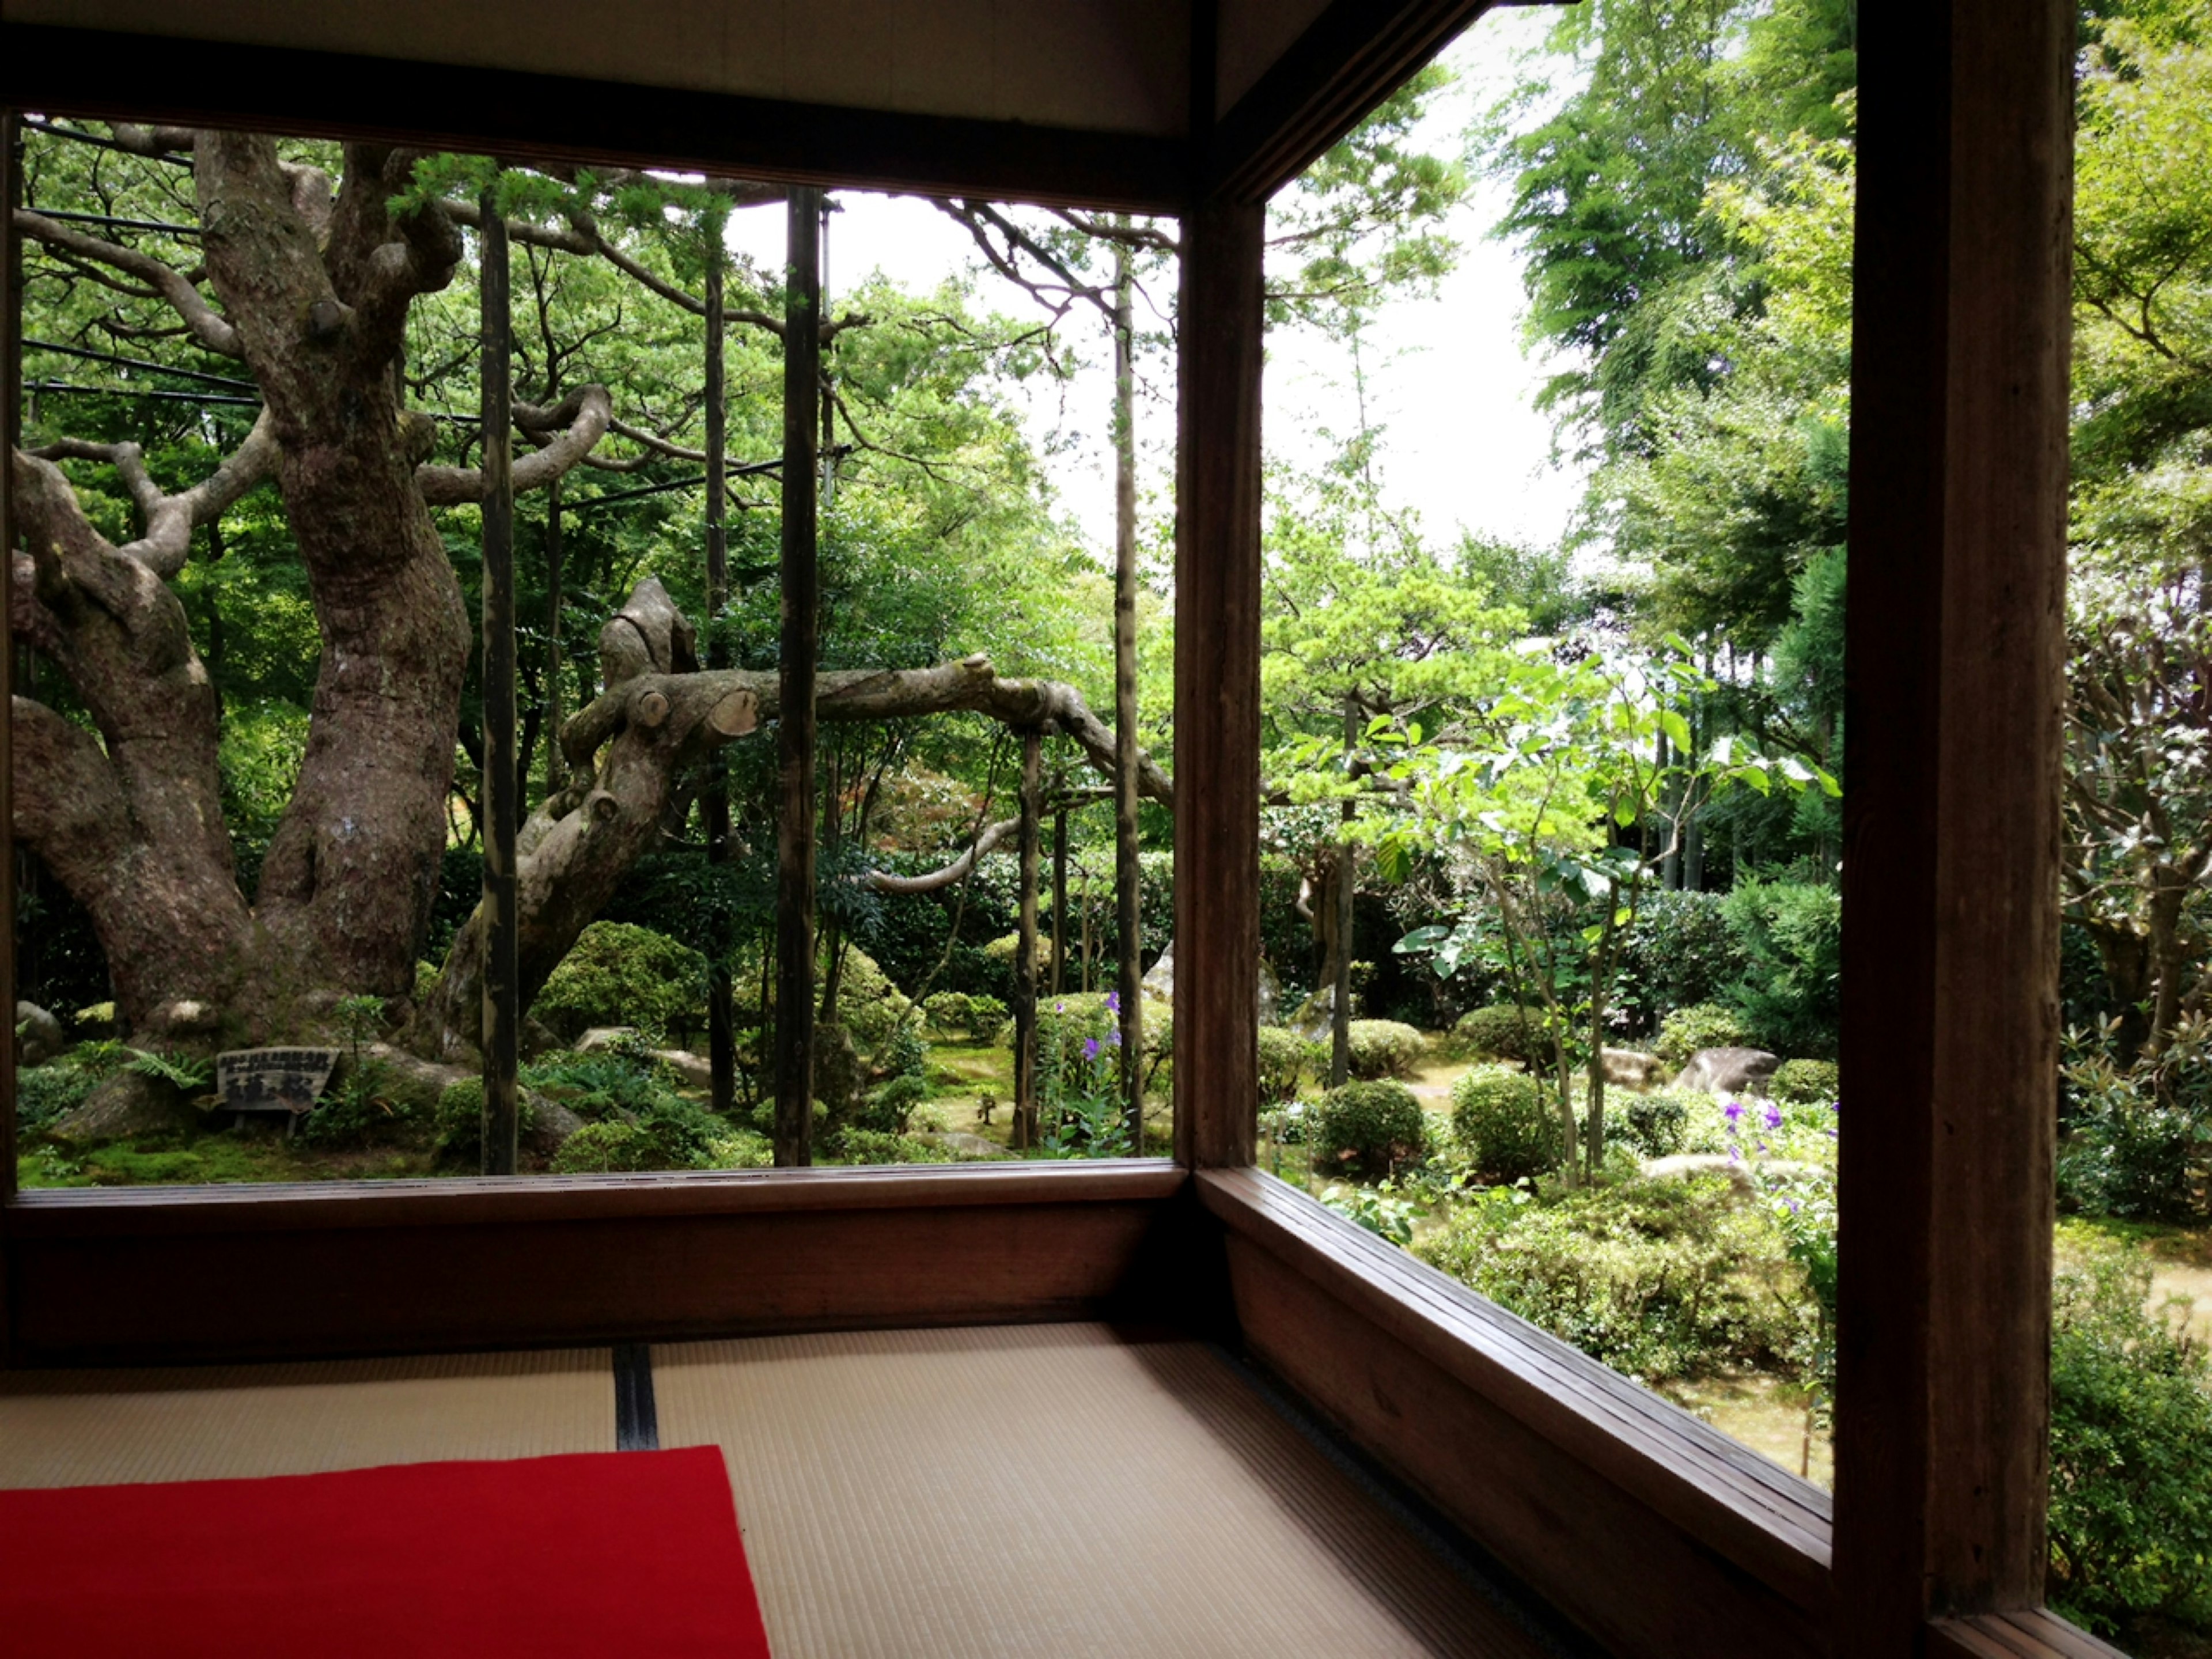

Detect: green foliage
[2046, 1228, 2212, 1637]
[124, 1047, 213, 1091]
[834, 1128, 958, 1166]
[2059, 1032, 2212, 1223]
[1319, 1179, 1421, 1245]
[1771, 1059, 1840, 1105]
[961, 995, 1007, 1042]
[1344, 1019, 1424, 1081]
[1616, 1092, 1691, 1158]
[1257, 1026, 1323, 1104]
[1416, 1175, 1812, 1383]
[1656, 1003, 1751, 1068]
[1721, 877, 1841, 1058]
[433, 1078, 538, 1165]
[551, 1121, 662, 1174]
[1312, 1080, 1428, 1180]
[15, 1064, 99, 1136]
[1450, 1065, 1564, 1184]
[922, 991, 973, 1033]
[302, 1060, 418, 1148]
[1609, 891, 1747, 1036]
[533, 923, 706, 1043]
[1453, 1004, 1544, 1065]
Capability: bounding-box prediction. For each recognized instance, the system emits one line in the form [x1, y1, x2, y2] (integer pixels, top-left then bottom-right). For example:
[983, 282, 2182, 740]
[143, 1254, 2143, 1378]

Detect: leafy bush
[1346, 1019, 1424, 1080]
[1771, 1059, 1841, 1105]
[1656, 1003, 1751, 1068]
[1320, 1180, 1420, 1245]
[533, 922, 706, 1043]
[1454, 1005, 1544, 1065]
[1617, 1092, 1691, 1158]
[2046, 1228, 2212, 1638]
[1312, 1080, 1428, 1179]
[1257, 1026, 1321, 1103]
[433, 1078, 539, 1164]
[301, 1060, 419, 1147]
[551, 1120, 662, 1173]
[1722, 878, 1842, 1059]
[961, 994, 1007, 1041]
[836, 1128, 959, 1165]
[922, 991, 972, 1033]
[853, 1071, 929, 1135]
[1450, 1066, 1563, 1183]
[1416, 1175, 1810, 1382]
[1610, 891, 1747, 1037]
[15, 1063, 100, 1135]
[2059, 1044, 2211, 1222]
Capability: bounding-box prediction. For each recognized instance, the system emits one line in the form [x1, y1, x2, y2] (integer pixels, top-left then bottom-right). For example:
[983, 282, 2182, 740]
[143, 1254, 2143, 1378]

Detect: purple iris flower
[1723, 1100, 1745, 1125]
[1762, 1103, 1783, 1131]
[1105, 990, 1121, 1014]
[1107, 1027, 1123, 1048]
[1083, 1037, 1101, 1062]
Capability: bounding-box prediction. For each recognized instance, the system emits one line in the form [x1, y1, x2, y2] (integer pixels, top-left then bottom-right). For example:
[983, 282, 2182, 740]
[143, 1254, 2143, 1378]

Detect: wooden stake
[543, 478, 565, 797]
[774, 187, 821, 1168]
[1051, 804, 1069, 997]
[477, 187, 520, 1177]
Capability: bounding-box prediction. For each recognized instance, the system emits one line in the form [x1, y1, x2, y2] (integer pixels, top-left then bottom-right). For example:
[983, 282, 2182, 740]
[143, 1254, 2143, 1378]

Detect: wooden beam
[703, 211, 737, 1121]
[0, 24, 1187, 215]
[1, 115, 21, 1263]
[1834, 0, 2073, 1645]
[477, 191, 520, 1179]
[1172, 198, 1263, 1170]
[774, 187, 821, 1169]
[1113, 235, 1145, 1149]
[1205, 0, 1506, 203]
[1, 1163, 1187, 1363]
[1013, 727, 1043, 1150]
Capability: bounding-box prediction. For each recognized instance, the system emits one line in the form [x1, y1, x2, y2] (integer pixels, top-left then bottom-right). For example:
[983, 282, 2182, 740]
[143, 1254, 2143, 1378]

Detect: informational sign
[215, 1048, 340, 1115]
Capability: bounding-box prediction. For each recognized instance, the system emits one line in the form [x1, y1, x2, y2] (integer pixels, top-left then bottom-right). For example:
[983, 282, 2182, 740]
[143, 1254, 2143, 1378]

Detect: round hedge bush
[433, 1077, 538, 1165]
[1454, 1004, 1543, 1065]
[1450, 1065, 1563, 1183]
[1656, 1002, 1751, 1067]
[1256, 1026, 1321, 1103]
[1346, 1018, 1424, 1080]
[533, 922, 706, 1043]
[1771, 1058, 1840, 1105]
[1312, 1080, 1427, 1179]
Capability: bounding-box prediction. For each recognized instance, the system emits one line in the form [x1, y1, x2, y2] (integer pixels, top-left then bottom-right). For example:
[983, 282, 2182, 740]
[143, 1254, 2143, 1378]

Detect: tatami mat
[654, 1323, 1561, 1659]
[0, 1350, 615, 1488]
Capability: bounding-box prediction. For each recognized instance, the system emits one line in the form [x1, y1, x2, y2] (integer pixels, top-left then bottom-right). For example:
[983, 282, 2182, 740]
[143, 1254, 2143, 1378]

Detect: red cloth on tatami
[0, 1445, 770, 1657]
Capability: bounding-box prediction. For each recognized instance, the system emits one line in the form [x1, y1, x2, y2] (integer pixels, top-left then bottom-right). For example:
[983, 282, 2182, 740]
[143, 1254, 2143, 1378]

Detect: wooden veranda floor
[0, 1323, 1594, 1658]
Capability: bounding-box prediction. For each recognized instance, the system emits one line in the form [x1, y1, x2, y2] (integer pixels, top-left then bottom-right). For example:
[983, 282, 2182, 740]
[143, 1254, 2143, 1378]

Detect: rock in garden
[1601, 1047, 1661, 1090]
[50, 1070, 195, 1146]
[575, 1027, 640, 1054]
[1141, 941, 1175, 1003]
[15, 1002, 65, 1069]
[922, 1131, 1012, 1160]
[523, 1096, 584, 1157]
[653, 1048, 714, 1090]
[1672, 1046, 1781, 1097]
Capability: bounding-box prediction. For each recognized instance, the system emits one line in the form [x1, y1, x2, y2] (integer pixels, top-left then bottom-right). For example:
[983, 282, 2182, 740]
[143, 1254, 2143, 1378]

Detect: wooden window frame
[0, 1, 2120, 1653]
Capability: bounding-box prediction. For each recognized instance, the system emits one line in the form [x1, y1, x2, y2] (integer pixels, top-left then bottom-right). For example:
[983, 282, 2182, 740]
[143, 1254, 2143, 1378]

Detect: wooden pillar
[1012, 728, 1043, 1149]
[1330, 696, 1355, 1090]
[773, 187, 821, 1168]
[477, 190, 520, 1177]
[702, 213, 736, 1119]
[1051, 804, 1069, 997]
[1834, 0, 2072, 1646]
[1172, 197, 1263, 1170]
[542, 478, 565, 798]
[1113, 234, 1145, 1149]
[2, 114, 21, 1230]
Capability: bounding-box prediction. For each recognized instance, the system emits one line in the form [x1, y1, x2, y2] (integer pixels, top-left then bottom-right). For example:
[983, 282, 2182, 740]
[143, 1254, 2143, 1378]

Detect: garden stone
[1642, 1152, 1815, 1192]
[922, 1131, 1012, 1160]
[15, 1002, 65, 1068]
[1141, 941, 1175, 1002]
[1672, 1046, 1779, 1097]
[1601, 1047, 1661, 1090]
[523, 1095, 584, 1156]
[360, 1043, 472, 1114]
[575, 1027, 639, 1054]
[653, 1048, 714, 1090]
[50, 1070, 194, 1146]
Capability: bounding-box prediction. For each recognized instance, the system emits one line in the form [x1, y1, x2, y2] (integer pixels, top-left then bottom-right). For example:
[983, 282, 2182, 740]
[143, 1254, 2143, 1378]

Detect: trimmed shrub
[1346, 1019, 1423, 1080]
[1454, 1004, 1544, 1065]
[551, 1120, 661, 1173]
[835, 1128, 959, 1166]
[1257, 1026, 1321, 1104]
[1312, 1080, 1427, 1180]
[1416, 1175, 1808, 1382]
[1451, 1065, 1563, 1184]
[2046, 1228, 2212, 1638]
[533, 922, 705, 1043]
[1771, 1059, 1840, 1106]
[433, 1078, 538, 1164]
[961, 994, 1007, 1042]
[1610, 890, 1747, 1037]
[1656, 1003, 1751, 1068]
[15, 1062, 101, 1136]
[1617, 1092, 1691, 1158]
[921, 991, 972, 1033]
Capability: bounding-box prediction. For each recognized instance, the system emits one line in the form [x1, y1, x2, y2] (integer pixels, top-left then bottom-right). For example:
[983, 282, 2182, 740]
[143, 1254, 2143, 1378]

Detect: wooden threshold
[1199, 1166, 1832, 1659]
[1927, 1611, 2130, 1659]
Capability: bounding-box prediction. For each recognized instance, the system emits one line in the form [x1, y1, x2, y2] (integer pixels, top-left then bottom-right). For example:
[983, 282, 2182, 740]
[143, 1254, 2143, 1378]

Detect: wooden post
[1113, 230, 1145, 1150]
[1330, 695, 1356, 1090]
[1051, 804, 1069, 997]
[542, 478, 565, 798]
[1172, 197, 1263, 1170]
[1013, 728, 1043, 1149]
[477, 188, 520, 1177]
[2, 114, 21, 1226]
[703, 210, 736, 1119]
[774, 186, 821, 1168]
[1834, 0, 2072, 1647]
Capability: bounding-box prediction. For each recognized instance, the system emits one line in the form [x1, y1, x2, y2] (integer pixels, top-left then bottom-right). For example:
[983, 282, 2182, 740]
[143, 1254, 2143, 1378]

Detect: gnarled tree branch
[416, 384, 615, 505]
[13, 206, 243, 358]
[28, 409, 279, 578]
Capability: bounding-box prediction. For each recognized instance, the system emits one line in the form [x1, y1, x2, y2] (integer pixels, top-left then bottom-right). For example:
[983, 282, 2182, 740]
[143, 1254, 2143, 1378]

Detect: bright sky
[723, 9, 1586, 560]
